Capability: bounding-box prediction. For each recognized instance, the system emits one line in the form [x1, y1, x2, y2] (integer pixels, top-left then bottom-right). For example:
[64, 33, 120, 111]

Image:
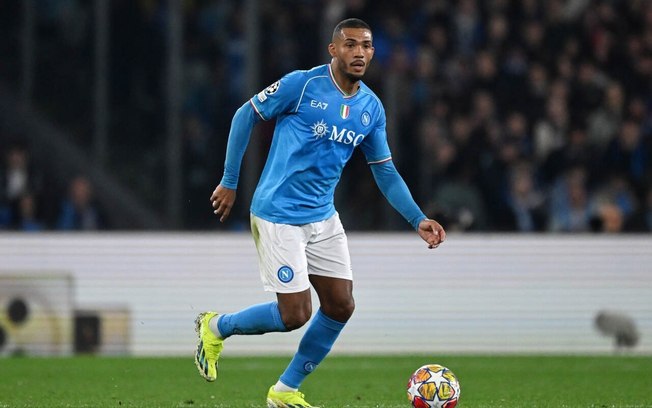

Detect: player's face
[329, 28, 374, 81]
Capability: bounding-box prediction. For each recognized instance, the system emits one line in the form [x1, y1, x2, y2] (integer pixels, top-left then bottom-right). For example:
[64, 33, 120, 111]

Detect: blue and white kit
[212, 62, 430, 393]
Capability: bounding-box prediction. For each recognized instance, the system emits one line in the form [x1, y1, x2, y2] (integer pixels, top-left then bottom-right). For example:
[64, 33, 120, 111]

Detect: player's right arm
[211, 101, 259, 222]
[211, 184, 237, 223]
[212, 71, 305, 222]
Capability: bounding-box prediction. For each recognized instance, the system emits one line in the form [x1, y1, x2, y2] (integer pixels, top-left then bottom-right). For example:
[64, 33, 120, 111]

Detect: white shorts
[250, 212, 353, 293]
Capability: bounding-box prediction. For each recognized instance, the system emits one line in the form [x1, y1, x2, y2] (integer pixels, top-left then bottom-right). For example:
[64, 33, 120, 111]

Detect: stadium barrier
[0, 233, 650, 356]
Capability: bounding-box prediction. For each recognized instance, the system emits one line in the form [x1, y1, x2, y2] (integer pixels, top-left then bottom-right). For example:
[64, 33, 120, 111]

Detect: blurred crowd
[0, 142, 107, 231]
[326, 0, 652, 233]
[1, 0, 651, 232]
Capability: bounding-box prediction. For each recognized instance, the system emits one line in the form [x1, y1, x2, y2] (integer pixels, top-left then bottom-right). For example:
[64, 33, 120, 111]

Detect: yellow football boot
[194, 312, 223, 382]
[266, 385, 318, 408]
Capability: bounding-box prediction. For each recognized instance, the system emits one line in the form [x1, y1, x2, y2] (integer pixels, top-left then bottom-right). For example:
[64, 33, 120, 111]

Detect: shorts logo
[303, 361, 316, 372]
[277, 266, 294, 283]
[361, 111, 371, 126]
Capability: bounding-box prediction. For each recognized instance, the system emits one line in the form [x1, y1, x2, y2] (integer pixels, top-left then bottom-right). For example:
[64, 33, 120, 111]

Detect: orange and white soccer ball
[406, 364, 460, 408]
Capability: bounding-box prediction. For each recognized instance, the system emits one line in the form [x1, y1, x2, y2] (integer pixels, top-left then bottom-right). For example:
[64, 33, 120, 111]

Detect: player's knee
[323, 297, 355, 323]
[281, 303, 312, 331]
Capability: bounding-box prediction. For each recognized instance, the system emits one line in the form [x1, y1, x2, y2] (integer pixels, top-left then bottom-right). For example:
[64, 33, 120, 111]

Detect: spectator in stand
[571, 60, 609, 120]
[471, 50, 499, 96]
[410, 47, 439, 109]
[625, 185, 652, 232]
[587, 82, 625, 151]
[416, 115, 452, 198]
[56, 175, 107, 231]
[0, 142, 43, 229]
[591, 173, 639, 223]
[533, 94, 569, 164]
[484, 12, 510, 54]
[590, 202, 626, 233]
[503, 111, 534, 160]
[504, 162, 547, 232]
[542, 126, 599, 185]
[627, 96, 652, 139]
[450, 113, 483, 180]
[452, 0, 483, 56]
[600, 119, 649, 193]
[477, 136, 521, 230]
[523, 62, 549, 122]
[16, 194, 44, 232]
[548, 166, 592, 232]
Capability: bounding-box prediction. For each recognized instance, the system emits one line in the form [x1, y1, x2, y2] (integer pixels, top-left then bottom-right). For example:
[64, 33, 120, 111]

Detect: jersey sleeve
[359, 104, 392, 164]
[249, 70, 306, 121]
[370, 160, 427, 230]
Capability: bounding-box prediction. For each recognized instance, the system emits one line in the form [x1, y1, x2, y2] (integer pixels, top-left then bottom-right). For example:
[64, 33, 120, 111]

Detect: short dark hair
[332, 18, 372, 40]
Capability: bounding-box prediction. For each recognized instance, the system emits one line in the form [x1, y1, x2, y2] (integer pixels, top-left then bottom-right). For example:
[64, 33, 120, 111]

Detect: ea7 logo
[310, 100, 328, 110]
[329, 125, 365, 146]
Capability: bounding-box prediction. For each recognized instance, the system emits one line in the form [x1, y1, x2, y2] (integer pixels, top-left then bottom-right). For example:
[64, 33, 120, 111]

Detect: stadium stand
[0, 0, 650, 232]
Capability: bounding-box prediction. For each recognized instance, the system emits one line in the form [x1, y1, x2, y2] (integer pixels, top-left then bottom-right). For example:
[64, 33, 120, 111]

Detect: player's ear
[328, 42, 337, 58]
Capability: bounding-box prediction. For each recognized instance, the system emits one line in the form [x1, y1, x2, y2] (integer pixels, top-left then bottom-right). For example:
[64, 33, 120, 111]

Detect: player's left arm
[369, 160, 446, 249]
[360, 102, 445, 249]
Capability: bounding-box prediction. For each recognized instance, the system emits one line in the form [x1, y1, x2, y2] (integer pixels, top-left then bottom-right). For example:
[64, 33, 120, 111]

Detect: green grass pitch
[1, 355, 651, 407]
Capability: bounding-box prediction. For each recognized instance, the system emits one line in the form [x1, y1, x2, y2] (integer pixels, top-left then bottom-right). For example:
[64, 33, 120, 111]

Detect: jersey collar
[327, 64, 359, 99]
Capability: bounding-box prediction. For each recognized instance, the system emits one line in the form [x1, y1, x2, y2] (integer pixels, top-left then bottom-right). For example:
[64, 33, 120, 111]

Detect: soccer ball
[406, 364, 460, 408]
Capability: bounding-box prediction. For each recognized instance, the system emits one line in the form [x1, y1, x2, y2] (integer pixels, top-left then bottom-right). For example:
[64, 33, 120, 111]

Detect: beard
[344, 70, 364, 81]
[336, 59, 365, 81]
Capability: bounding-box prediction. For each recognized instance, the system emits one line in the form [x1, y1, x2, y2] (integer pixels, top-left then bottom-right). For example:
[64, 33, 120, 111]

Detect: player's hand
[210, 184, 236, 223]
[417, 218, 446, 249]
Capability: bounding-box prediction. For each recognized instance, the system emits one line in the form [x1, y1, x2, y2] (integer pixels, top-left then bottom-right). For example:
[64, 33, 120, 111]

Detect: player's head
[329, 18, 374, 81]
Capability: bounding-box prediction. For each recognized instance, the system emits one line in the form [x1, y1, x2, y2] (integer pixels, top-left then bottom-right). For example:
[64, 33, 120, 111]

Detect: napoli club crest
[361, 111, 371, 126]
[277, 266, 294, 283]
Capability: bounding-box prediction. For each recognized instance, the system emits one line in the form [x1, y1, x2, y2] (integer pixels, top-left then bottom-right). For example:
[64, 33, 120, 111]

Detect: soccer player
[195, 18, 446, 408]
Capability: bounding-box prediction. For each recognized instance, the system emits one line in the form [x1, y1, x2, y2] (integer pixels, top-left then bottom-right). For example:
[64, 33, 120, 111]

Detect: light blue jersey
[249, 64, 391, 225]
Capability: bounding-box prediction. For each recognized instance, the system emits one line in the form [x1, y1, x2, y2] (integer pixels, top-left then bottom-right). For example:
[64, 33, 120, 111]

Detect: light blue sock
[279, 309, 346, 389]
[217, 301, 287, 338]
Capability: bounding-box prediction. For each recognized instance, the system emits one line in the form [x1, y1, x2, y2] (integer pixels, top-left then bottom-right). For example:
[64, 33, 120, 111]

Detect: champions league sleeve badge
[264, 80, 280, 95]
[257, 80, 281, 103]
